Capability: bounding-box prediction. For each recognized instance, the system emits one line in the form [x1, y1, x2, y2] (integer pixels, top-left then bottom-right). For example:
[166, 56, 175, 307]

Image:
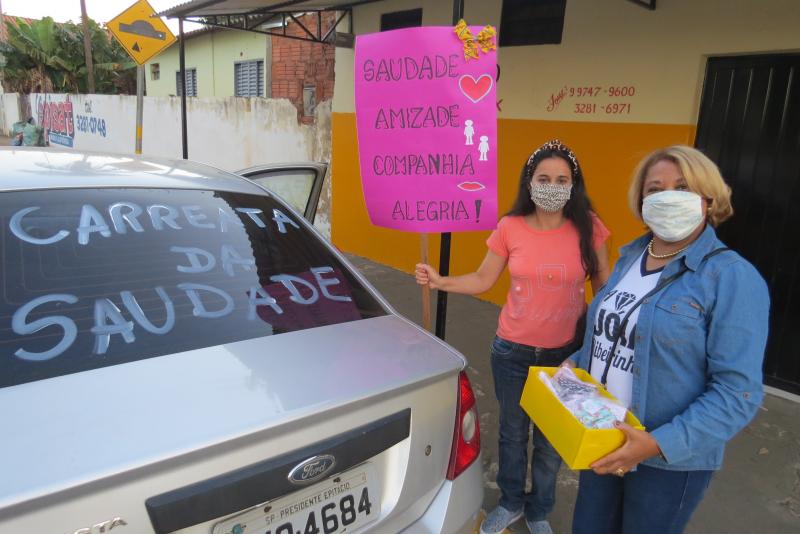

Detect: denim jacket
[571, 225, 770, 471]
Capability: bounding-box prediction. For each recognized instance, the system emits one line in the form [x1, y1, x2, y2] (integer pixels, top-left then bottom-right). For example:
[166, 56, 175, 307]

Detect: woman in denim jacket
[567, 146, 770, 533]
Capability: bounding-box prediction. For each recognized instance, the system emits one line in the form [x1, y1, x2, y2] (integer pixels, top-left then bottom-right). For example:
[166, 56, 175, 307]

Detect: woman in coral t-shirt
[416, 140, 610, 534]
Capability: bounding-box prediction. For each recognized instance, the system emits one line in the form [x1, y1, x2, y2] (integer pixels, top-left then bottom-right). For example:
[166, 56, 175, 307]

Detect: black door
[695, 54, 800, 394]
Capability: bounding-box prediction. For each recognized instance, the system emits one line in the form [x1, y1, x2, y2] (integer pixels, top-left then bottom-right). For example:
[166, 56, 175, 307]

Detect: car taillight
[446, 371, 481, 480]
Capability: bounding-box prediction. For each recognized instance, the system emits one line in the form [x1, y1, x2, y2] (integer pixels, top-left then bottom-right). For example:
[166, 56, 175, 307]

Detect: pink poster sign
[355, 26, 498, 233]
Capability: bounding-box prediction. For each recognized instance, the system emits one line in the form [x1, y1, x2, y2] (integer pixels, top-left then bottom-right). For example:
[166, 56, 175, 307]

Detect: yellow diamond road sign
[108, 0, 176, 65]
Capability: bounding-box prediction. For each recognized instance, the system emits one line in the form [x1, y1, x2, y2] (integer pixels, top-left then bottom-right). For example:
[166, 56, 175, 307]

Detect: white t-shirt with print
[589, 251, 662, 408]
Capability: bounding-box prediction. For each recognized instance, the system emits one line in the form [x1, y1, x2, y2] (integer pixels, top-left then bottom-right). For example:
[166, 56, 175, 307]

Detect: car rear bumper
[400, 456, 483, 534]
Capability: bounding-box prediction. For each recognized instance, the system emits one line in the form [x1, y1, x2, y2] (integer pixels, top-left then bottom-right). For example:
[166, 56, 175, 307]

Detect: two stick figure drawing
[464, 119, 490, 161]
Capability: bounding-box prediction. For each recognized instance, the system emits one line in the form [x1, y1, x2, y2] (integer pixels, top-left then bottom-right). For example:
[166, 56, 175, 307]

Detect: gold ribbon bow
[476, 25, 497, 53]
[454, 19, 496, 61]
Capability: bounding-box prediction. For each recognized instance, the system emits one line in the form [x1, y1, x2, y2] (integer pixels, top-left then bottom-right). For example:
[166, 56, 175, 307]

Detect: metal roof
[160, 0, 386, 18]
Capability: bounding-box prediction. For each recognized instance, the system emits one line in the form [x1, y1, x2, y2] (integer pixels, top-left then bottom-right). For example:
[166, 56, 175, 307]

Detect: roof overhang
[159, 0, 389, 45]
[160, 0, 387, 18]
[160, 0, 657, 45]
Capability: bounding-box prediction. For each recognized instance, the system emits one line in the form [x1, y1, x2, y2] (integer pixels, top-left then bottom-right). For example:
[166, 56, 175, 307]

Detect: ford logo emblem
[287, 455, 337, 485]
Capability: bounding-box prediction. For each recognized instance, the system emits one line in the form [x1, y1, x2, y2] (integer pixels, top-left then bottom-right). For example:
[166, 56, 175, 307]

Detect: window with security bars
[175, 68, 198, 97]
[234, 60, 265, 97]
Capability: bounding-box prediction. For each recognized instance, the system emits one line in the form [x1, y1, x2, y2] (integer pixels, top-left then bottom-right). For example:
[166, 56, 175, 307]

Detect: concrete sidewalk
[348, 255, 800, 534]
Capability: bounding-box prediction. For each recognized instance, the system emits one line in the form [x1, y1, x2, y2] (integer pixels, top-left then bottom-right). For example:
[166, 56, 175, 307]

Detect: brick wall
[1, 15, 36, 42]
[271, 13, 336, 124]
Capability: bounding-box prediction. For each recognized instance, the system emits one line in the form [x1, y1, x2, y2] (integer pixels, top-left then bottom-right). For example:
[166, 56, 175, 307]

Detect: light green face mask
[642, 190, 704, 242]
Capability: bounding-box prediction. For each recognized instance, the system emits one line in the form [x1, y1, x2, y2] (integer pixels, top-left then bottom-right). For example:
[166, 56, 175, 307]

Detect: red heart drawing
[459, 74, 493, 103]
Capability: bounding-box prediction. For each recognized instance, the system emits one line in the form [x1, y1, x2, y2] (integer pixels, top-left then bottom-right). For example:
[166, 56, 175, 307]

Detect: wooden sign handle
[420, 234, 431, 331]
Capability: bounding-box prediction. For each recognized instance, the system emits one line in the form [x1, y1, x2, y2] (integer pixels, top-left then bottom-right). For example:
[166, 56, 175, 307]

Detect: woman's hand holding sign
[415, 263, 442, 289]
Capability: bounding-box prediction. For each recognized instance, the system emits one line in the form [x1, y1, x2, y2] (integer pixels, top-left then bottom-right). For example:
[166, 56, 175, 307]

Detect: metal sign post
[179, 18, 188, 160]
[135, 65, 144, 154]
[434, 0, 466, 340]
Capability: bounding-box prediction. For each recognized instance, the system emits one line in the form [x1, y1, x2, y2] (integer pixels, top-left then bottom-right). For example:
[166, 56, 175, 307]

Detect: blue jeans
[573, 464, 713, 534]
[490, 335, 573, 521]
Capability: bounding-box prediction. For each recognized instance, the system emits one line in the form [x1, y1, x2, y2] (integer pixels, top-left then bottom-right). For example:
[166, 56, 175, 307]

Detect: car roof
[0, 147, 266, 195]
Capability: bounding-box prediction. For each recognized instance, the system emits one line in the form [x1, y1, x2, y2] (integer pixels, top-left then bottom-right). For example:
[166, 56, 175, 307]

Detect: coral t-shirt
[486, 214, 610, 349]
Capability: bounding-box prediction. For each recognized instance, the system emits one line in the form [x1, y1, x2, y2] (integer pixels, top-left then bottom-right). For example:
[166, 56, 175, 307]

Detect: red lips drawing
[459, 74, 493, 103]
[458, 181, 486, 192]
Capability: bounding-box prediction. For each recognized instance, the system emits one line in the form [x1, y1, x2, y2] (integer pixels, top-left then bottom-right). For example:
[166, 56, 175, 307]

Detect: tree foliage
[0, 16, 136, 94]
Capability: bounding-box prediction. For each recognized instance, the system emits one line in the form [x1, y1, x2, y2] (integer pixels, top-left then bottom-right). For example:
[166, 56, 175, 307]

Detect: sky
[0, 0, 204, 33]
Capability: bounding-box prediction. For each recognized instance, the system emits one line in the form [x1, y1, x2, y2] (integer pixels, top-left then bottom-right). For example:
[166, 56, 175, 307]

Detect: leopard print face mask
[530, 182, 573, 212]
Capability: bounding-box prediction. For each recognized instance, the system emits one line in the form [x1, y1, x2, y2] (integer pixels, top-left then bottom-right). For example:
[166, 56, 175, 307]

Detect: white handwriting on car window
[11, 269, 352, 361]
[8, 202, 351, 362]
[9, 203, 299, 246]
[12, 294, 79, 361]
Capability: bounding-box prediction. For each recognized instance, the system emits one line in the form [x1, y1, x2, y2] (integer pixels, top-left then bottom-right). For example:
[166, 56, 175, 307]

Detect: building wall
[144, 17, 337, 125]
[271, 13, 337, 123]
[145, 30, 270, 98]
[330, 0, 800, 306]
[0, 93, 22, 132]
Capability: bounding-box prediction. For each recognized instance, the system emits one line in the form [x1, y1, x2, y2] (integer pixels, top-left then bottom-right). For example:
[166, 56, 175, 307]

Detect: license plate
[213, 464, 380, 534]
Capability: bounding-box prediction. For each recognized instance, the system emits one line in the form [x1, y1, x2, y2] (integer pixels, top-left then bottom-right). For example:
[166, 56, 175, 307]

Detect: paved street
[348, 254, 800, 534]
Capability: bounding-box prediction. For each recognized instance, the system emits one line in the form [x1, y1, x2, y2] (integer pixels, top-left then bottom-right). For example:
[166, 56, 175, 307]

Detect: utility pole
[79, 0, 96, 93]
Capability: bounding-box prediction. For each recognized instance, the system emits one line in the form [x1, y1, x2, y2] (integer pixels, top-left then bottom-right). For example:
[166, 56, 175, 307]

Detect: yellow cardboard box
[520, 366, 645, 470]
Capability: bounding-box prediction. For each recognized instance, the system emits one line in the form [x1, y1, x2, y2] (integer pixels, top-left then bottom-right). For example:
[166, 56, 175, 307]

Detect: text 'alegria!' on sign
[354, 25, 498, 233]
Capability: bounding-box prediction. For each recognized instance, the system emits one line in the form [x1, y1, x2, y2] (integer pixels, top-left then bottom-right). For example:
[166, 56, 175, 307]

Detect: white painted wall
[27, 93, 326, 168]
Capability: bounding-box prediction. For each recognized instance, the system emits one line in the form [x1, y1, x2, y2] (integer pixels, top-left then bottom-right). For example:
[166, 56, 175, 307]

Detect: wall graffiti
[35, 95, 75, 147]
[32, 95, 112, 148]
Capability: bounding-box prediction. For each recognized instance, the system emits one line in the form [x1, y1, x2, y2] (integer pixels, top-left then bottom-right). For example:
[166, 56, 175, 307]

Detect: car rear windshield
[1, 188, 387, 389]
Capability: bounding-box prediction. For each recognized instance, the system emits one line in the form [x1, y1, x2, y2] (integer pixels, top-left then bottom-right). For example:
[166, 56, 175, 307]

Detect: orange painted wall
[332, 112, 695, 306]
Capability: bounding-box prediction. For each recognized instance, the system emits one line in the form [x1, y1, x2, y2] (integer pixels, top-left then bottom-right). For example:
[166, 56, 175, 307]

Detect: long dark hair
[506, 141, 600, 278]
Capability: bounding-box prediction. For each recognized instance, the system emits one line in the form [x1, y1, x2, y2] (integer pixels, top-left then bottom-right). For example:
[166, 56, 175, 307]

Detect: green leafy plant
[1, 16, 136, 94]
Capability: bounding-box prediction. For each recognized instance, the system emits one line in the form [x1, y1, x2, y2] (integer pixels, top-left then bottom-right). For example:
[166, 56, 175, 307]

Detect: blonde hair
[628, 145, 733, 227]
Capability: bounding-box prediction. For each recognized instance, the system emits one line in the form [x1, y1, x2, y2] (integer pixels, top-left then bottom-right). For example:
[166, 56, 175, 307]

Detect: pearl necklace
[647, 238, 690, 259]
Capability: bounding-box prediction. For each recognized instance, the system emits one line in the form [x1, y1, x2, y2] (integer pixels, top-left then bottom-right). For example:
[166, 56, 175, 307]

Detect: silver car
[0, 148, 483, 534]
